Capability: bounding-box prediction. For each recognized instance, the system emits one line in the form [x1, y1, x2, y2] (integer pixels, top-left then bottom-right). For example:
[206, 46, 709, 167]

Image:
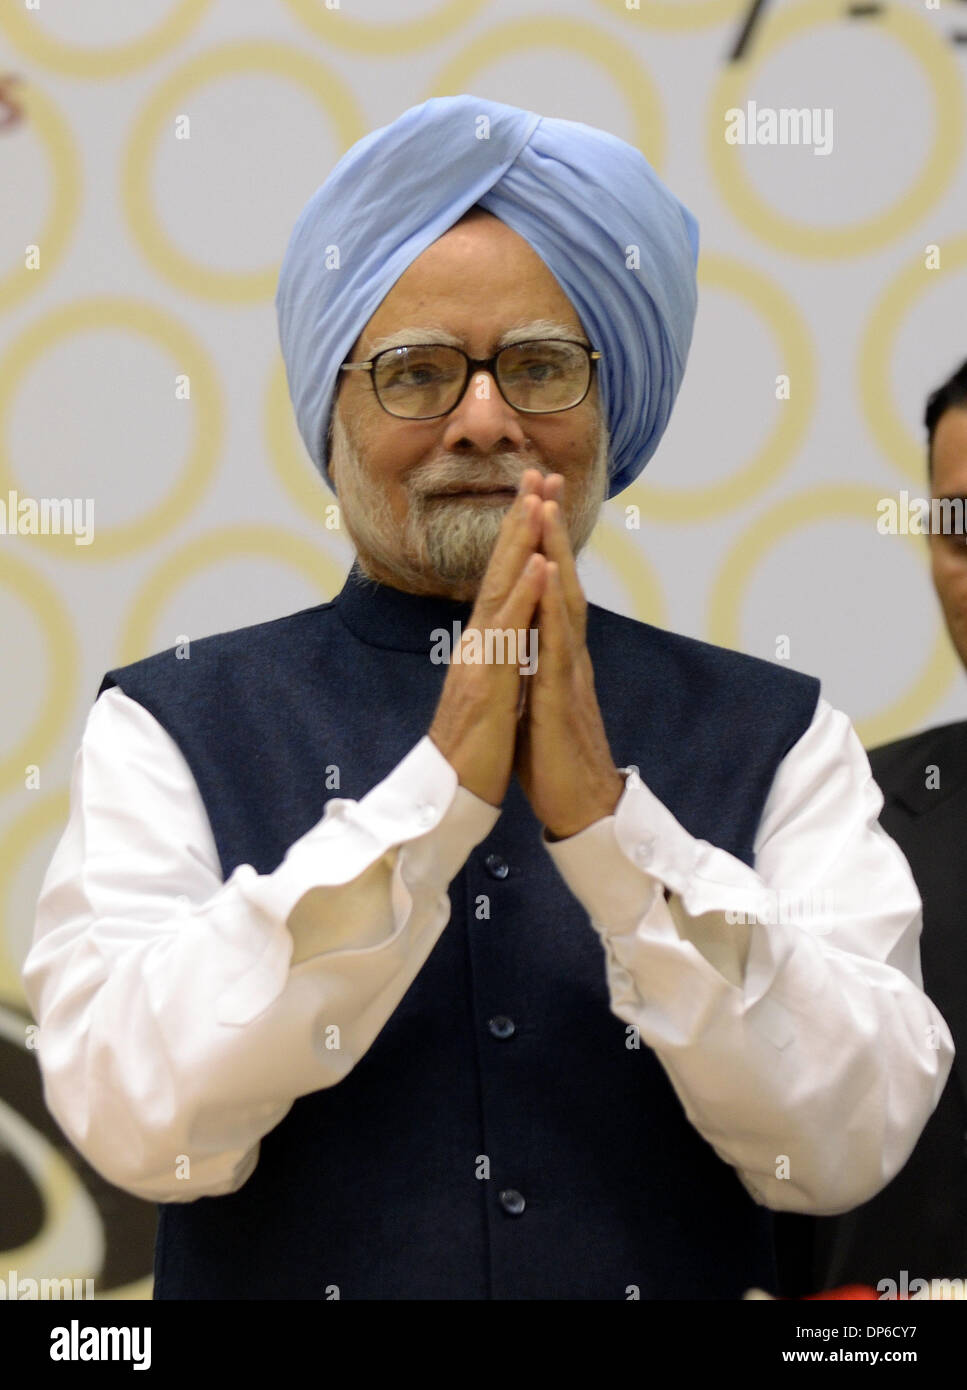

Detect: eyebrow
[362, 319, 589, 357]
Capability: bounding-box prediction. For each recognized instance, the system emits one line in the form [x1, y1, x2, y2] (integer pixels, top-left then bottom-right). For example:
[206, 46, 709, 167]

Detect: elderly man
[23, 95, 952, 1300]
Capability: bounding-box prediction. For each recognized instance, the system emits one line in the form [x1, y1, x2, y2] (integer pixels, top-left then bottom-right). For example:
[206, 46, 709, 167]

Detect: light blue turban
[275, 94, 699, 500]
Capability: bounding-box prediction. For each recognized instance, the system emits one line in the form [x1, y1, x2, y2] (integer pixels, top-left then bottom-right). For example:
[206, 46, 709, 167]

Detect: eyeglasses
[339, 339, 602, 420]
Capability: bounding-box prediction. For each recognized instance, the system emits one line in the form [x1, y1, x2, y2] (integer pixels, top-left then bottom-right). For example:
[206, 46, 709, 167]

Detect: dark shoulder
[97, 599, 337, 697]
[587, 601, 821, 697]
[868, 719, 967, 789]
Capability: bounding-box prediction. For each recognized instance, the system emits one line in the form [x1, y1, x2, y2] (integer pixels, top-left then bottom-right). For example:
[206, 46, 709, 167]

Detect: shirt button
[415, 803, 436, 827]
[488, 1015, 516, 1040]
[484, 854, 510, 879]
[499, 1189, 526, 1216]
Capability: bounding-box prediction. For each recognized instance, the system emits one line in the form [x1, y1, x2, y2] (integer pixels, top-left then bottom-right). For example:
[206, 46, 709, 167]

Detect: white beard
[328, 407, 611, 597]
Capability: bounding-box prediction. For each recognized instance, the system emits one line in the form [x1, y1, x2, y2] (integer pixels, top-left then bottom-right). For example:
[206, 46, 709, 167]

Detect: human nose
[439, 368, 528, 453]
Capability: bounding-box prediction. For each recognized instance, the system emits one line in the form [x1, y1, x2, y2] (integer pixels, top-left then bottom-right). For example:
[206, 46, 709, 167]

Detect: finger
[541, 472, 565, 505]
[535, 560, 572, 686]
[498, 551, 547, 664]
[450, 552, 544, 720]
[539, 499, 586, 642]
[473, 472, 543, 621]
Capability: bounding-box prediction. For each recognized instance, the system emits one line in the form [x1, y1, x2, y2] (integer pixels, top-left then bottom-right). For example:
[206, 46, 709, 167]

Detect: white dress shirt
[21, 684, 953, 1217]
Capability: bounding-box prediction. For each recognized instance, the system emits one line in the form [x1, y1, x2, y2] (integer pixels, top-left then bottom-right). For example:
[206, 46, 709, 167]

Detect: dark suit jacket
[777, 720, 967, 1294]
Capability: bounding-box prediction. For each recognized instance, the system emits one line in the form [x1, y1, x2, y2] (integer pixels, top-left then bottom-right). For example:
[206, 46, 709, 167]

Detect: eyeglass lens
[372, 341, 591, 418]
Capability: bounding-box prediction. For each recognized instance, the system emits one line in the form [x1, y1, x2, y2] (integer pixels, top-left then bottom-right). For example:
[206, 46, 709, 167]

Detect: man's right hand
[427, 469, 547, 807]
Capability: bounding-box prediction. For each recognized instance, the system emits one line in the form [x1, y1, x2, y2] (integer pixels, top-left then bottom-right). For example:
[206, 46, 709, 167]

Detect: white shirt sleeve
[20, 685, 499, 1204]
[542, 695, 955, 1217]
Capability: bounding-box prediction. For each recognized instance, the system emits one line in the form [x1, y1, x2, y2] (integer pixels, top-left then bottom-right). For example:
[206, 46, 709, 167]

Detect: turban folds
[275, 94, 699, 500]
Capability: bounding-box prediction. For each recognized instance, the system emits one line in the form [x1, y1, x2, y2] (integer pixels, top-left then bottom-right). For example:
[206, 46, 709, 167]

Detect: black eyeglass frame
[339, 338, 603, 419]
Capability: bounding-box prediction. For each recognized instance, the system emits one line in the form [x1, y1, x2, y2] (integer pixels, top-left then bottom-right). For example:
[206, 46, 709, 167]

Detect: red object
[802, 1285, 880, 1300]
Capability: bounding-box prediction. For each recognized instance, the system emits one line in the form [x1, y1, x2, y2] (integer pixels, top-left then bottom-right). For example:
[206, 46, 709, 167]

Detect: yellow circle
[428, 18, 665, 173]
[123, 43, 366, 302]
[0, 554, 77, 796]
[281, 0, 487, 54]
[592, 512, 668, 629]
[0, 0, 212, 79]
[860, 235, 967, 486]
[0, 791, 70, 1005]
[707, 0, 964, 257]
[595, 0, 746, 28]
[633, 253, 815, 522]
[0, 298, 222, 562]
[708, 486, 958, 744]
[0, 82, 81, 313]
[265, 356, 336, 527]
[119, 524, 347, 663]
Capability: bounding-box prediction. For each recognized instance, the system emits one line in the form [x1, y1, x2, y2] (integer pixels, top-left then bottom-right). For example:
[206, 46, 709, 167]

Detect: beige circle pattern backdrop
[0, 81, 81, 312]
[595, 0, 748, 28]
[631, 253, 816, 521]
[708, 486, 961, 747]
[123, 42, 366, 301]
[0, 0, 213, 77]
[860, 233, 967, 485]
[427, 17, 666, 170]
[1, 0, 966, 1298]
[707, 0, 965, 257]
[282, 0, 488, 53]
[0, 553, 76, 795]
[0, 297, 224, 559]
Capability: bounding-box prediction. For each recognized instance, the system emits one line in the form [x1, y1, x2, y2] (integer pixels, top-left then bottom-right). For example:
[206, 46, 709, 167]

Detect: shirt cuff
[542, 765, 701, 928]
[233, 735, 498, 928]
[542, 814, 661, 931]
[400, 781, 502, 890]
[542, 766, 771, 992]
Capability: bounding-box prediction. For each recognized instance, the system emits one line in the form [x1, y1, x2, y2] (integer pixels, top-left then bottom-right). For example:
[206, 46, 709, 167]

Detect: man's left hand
[513, 475, 626, 840]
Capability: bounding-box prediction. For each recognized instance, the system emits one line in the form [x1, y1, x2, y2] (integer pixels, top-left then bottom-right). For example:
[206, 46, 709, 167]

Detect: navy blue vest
[98, 562, 820, 1300]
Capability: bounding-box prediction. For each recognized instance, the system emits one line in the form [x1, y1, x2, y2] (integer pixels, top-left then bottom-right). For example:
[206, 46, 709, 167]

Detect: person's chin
[426, 555, 489, 587]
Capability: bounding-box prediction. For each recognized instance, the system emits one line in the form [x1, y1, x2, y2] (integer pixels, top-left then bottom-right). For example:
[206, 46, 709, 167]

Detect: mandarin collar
[333, 560, 475, 653]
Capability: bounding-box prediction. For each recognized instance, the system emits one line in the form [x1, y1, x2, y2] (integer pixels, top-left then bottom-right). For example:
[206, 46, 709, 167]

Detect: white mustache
[411, 458, 547, 498]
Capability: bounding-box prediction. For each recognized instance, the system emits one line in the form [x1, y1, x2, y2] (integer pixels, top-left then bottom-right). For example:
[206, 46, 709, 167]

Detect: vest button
[499, 1188, 526, 1216]
[487, 1015, 516, 1040]
[484, 854, 510, 879]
